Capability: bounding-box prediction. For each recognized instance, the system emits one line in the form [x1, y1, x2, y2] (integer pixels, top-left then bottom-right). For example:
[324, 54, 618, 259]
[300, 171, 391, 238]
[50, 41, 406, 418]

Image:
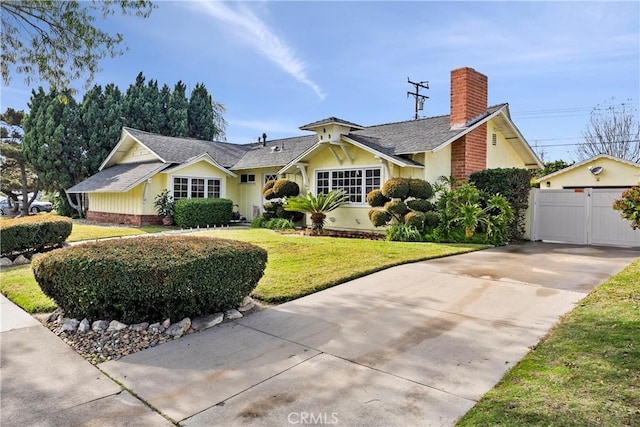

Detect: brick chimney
[449, 67, 488, 180]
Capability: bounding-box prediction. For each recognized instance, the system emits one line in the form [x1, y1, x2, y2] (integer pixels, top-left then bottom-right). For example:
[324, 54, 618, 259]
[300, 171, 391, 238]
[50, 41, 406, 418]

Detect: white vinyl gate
[531, 188, 640, 247]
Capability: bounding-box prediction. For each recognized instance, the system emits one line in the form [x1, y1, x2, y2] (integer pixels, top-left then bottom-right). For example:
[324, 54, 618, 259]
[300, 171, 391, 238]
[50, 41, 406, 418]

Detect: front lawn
[457, 258, 640, 426]
[193, 229, 483, 302]
[68, 220, 170, 242]
[0, 228, 483, 312]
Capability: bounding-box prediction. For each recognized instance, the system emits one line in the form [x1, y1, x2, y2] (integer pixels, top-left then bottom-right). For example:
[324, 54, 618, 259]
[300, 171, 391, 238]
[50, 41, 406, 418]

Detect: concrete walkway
[2, 242, 638, 426]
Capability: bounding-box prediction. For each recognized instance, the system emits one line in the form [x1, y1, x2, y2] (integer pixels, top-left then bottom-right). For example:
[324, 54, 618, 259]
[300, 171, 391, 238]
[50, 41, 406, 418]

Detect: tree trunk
[66, 192, 84, 218]
[310, 213, 326, 235]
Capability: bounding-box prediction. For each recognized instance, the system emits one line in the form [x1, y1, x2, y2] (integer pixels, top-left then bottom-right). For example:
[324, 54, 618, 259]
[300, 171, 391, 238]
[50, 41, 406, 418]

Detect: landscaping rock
[47, 308, 64, 323]
[161, 318, 171, 329]
[130, 322, 149, 332]
[31, 252, 43, 261]
[13, 255, 30, 266]
[107, 320, 128, 332]
[92, 320, 109, 332]
[61, 318, 80, 332]
[191, 313, 224, 331]
[165, 318, 191, 337]
[149, 322, 165, 334]
[0, 257, 13, 267]
[238, 296, 255, 312]
[78, 318, 91, 333]
[225, 309, 243, 320]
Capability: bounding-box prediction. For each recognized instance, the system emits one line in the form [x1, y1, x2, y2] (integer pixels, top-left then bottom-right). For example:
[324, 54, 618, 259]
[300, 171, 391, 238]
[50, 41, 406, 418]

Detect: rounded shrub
[272, 180, 300, 198]
[408, 178, 433, 199]
[404, 211, 426, 229]
[369, 209, 391, 227]
[0, 215, 72, 256]
[174, 198, 233, 228]
[384, 200, 408, 216]
[367, 189, 390, 207]
[406, 198, 434, 213]
[32, 236, 268, 323]
[424, 211, 440, 228]
[381, 178, 409, 199]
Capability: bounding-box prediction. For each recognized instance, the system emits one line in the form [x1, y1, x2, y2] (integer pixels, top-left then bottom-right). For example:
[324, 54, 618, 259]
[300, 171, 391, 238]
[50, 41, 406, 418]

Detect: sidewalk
[0, 294, 171, 427]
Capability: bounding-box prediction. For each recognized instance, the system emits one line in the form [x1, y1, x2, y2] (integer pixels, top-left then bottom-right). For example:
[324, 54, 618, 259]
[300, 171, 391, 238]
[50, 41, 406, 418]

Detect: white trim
[161, 153, 237, 177]
[171, 175, 224, 199]
[341, 136, 421, 168]
[314, 165, 383, 206]
[99, 128, 165, 170]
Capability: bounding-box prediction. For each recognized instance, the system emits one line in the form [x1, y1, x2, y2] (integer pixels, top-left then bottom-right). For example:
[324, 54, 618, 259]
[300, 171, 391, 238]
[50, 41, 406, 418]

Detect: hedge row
[174, 198, 233, 228]
[32, 236, 268, 323]
[0, 216, 72, 255]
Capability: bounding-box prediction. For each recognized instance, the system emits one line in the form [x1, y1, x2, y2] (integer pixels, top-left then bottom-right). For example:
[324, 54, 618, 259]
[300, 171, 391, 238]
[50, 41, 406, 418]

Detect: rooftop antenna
[407, 78, 429, 120]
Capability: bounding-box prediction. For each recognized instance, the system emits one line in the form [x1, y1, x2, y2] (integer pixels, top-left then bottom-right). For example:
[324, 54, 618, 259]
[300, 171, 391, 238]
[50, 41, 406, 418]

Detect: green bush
[174, 198, 233, 228]
[469, 168, 531, 240]
[423, 211, 440, 229]
[32, 236, 268, 323]
[369, 209, 391, 227]
[408, 178, 433, 199]
[613, 186, 640, 229]
[386, 224, 423, 242]
[384, 200, 408, 216]
[0, 216, 72, 255]
[264, 218, 295, 230]
[381, 178, 410, 199]
[406, 198, 434, 213]
[366, 189, 390, 207]
[251, 216, 266, 228]
[404, 211, 426, 229]
[272, 180, 300, 198]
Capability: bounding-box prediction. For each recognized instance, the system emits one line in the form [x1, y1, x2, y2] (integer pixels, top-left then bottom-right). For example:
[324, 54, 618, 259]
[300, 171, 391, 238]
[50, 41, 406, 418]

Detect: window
[173, 177, 221, 199]
[240, 174, 256, 183]
[264, 173, 278, 184]
[315, 168, 381, 204]
[492, 133, 497, 146]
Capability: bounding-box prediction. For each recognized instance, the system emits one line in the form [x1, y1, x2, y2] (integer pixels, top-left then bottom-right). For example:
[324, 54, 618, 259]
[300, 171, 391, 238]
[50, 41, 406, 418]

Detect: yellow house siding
[542, 157, 640, 189]
[486, 121, 526, 169]
[89, 184, 145, 214]
[163, 161, 230, 199]
[119, 144, 158, 164]
[233, 168, 282, 219]
[424, 146, 452, 184]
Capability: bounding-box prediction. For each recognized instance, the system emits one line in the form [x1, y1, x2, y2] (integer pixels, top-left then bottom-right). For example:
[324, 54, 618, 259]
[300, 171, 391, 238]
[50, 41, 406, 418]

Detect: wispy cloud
[195, 1, 325, 100]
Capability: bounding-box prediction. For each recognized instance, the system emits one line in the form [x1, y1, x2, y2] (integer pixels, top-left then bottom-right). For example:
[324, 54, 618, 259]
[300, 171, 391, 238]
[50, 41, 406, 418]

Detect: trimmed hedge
[369, 209, 391, 227]
[367, 189, 390, 207]
[406, 198, 434, 213]
[32, 236, 268, 323]
[381, 178, 410, 199]
[0, 216, 72, 255]
[174, 198, 233, 228]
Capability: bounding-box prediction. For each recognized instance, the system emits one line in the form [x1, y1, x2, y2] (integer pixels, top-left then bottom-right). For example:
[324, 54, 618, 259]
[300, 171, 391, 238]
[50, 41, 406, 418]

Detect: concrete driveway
[101, 242, 638, 426]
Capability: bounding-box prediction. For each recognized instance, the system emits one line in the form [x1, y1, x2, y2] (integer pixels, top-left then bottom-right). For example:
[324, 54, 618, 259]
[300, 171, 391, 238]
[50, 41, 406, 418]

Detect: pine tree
[22, 88, 84, 216]
[123, 72, 147, 130]
[157, 83, 171, 135]
[187, 83, 226, 141]
[167, 81, 188, 137]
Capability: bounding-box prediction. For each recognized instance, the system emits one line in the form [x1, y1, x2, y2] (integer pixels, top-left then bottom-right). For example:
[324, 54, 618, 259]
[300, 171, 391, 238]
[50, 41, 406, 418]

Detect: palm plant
[283, 190, 349, 234]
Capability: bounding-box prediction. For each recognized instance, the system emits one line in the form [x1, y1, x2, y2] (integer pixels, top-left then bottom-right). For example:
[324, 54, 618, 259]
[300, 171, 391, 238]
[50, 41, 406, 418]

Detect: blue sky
[2, 1, 639, 162]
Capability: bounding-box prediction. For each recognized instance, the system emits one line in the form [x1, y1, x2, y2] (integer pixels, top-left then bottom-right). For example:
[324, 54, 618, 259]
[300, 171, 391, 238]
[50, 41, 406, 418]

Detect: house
[536, 154, 640, 189]
[67, 67, 542, 230]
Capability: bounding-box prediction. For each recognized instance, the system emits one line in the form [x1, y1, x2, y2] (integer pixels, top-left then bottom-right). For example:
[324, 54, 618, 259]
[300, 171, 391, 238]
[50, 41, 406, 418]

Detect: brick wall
[450, 67, 488, 180]
[86, 211, 163, 226]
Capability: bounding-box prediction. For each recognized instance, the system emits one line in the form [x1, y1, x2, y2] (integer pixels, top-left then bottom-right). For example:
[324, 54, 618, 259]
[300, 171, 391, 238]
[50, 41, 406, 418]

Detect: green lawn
[193, 229, 483, 302]
[457, 258, 640, 426]
[67, 221, 170, 242]
[0, 228, 483, 312]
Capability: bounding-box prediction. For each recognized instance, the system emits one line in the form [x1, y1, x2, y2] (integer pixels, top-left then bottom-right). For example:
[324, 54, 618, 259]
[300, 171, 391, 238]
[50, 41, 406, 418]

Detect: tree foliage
[613, 186, 640, 230]
[188, 83, 226, 140]
[0, 107, 40, 215]
[577, 99, 640, 163]
[1, 0, 155, 90]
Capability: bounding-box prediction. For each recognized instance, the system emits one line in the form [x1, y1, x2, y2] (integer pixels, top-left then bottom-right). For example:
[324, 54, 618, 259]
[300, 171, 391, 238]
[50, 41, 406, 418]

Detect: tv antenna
[407, 78, 429, 120]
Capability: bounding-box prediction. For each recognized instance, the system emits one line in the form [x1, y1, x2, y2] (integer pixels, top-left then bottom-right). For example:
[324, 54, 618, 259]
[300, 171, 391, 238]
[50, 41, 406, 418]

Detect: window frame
[240, 173, 256, 184]
[314, 166, 382, 206]
[172, 176, 222, 200]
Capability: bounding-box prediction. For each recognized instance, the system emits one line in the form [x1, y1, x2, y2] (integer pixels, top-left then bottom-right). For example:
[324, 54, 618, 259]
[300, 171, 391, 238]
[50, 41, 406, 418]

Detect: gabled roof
[230, 135, 317, 170]
[162, 153, 238, 177]
[299, 117, 364, 131]
[67, 161, 168, 193]
[536, 154, 640, 183]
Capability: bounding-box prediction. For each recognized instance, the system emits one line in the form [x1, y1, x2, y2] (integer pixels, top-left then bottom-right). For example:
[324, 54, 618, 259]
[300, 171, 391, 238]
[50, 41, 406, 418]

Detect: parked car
[0, 199, 53, 214]
[29, 200, 54, 213]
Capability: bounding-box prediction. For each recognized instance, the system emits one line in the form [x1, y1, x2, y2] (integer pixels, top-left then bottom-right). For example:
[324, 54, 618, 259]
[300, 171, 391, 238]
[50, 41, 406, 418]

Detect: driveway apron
[100, 242, 639, 426]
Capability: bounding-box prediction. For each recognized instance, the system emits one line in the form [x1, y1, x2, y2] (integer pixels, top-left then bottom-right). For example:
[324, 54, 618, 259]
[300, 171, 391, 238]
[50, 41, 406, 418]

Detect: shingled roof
[231, 135, 317, 170]
[67, 161, 168, 193]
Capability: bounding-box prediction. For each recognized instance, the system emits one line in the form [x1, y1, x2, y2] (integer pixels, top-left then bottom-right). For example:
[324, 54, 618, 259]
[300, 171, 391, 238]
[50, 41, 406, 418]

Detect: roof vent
[270, 146, 279, 153]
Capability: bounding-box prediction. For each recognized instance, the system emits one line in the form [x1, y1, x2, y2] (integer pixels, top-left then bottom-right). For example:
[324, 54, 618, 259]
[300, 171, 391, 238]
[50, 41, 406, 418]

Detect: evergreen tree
[123, 72, 147, 130]
[157, 83, 171, 135]
[188, 83, 226, 140]
[144, 78, 162, 133]
[22, 88, 84, 216]
[79, 84, 122, 176]
[0, 108, 40, 215]
[167, 80, 188, 137]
